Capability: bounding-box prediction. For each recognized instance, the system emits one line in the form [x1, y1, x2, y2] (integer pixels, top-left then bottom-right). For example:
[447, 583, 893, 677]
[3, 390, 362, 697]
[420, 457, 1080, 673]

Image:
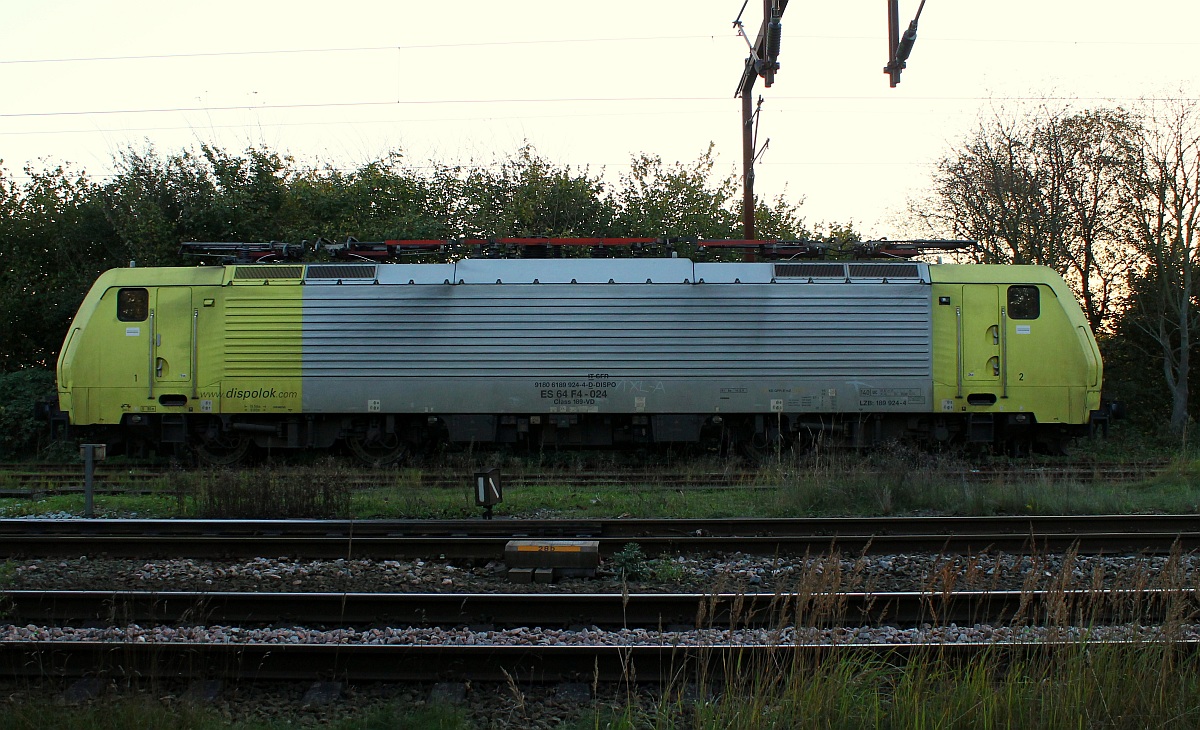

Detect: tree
[1117, 99, 1200, 436]
[916, 106, 1139, 333]
[282, 153, 459, 242]
[0, 162, 115, 369]
[611, 146, 740, 240]
[920, 111, 1064, 266]
[1037, 109, 1142, 332]
[458, 145, 614, 238]
[104, 146, 221, 266]
[753, 191, 809, 241]
[0, 141, 817, 371]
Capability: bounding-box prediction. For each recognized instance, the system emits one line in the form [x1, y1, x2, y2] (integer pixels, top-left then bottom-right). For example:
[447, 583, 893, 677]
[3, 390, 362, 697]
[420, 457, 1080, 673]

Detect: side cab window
[117, 288, 149, 322]
[1007, 285, 1039, 320]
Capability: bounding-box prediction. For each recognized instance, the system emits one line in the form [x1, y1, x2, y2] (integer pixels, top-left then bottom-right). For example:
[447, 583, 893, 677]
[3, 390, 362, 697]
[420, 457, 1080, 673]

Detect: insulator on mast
[766, 17, 782, 60]
[896, 18, 918, 62]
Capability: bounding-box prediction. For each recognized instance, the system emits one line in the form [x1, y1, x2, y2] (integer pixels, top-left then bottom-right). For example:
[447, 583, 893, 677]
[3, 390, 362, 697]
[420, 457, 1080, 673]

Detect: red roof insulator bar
[381, 240, 457, 247]
[697, 239, 811, 247]
[698, 239, 828, 258]
[375, 237, 661, 248]
[473, 237, 659, 246]
[871, 247, 920, 258]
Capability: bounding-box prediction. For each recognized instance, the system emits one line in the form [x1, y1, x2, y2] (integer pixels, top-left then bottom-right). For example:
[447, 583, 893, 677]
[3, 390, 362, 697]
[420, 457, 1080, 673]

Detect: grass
[0, 436, 1198, 727]
[0, 698, 474, 729]
[1, 422, 1200, 519]
[567, 548, 1200, 729]
[4, 460, 1200, 521]
[567, 641, 1200, 729]
[3, 642, 1198, 729]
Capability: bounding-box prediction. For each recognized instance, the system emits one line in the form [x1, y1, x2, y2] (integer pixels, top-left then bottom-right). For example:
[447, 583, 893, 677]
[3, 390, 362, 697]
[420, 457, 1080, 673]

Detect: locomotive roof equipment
[179, 237, 977, 264]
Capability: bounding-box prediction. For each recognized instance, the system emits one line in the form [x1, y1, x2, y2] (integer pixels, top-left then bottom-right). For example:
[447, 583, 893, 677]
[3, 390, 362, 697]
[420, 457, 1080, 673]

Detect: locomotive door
[960, 285, 1000, 386]
[152, 287, 194, 390]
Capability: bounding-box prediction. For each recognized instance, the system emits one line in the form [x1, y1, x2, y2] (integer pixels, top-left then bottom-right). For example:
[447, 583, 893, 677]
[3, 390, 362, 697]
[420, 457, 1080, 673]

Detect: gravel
[5, 551, 1195, 650]
[0, 620, 1195, 646]
[6, 551, 1200, 594]
[0, 678, 688, 729]
[3, 548, 1197, 727]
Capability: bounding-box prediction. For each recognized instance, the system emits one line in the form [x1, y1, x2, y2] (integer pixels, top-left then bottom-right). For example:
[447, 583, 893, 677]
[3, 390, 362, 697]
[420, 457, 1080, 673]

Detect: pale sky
[2, 1, 1197, 238]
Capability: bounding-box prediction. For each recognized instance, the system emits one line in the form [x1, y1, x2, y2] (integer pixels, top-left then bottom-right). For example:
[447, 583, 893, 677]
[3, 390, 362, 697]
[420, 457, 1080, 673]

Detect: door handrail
[955, 306, 963, 399]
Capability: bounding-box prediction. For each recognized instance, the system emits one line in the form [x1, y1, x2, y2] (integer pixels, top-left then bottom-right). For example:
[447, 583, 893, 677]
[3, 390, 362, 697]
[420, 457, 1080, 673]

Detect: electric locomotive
[55, 240, 1103, 463]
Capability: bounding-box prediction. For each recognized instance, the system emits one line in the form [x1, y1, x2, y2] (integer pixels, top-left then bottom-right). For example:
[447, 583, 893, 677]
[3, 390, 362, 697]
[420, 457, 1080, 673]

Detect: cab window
[117, 288, 148, 322]
[1007, 285, 1039, 319]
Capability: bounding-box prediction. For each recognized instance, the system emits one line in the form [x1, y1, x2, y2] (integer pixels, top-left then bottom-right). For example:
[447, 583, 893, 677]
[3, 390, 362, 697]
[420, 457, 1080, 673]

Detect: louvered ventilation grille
[848, 264, 920, 278]
[233, 266, 304, 280]
[774, 264, 846, 278]
[306, 264, 377, 279]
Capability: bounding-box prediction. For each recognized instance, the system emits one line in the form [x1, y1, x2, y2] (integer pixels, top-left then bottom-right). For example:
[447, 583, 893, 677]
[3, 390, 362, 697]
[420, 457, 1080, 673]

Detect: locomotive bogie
[56, 258, 1103, 462]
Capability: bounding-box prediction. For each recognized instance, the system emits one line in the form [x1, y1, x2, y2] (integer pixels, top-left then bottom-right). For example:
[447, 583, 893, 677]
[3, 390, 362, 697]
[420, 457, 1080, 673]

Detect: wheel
[735, 426, 790, 464]
[1034, 435, 1070, 456]
[347, 431, 408, 467]
[737, 435, 770, 462]
[194, 432, 252, 466]
[1003, 437, 1031, 458]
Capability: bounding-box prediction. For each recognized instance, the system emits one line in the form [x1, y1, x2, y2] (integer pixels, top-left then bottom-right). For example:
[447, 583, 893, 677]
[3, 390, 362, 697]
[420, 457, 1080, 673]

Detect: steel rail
[0, 640, 1194, 683]
[7, 533, 1197, 558]
[3, 514, 1200, 537]
[0, 461, 1171, 496]
[0, 516, 1199, 559]
[3, 589, 1194, 629]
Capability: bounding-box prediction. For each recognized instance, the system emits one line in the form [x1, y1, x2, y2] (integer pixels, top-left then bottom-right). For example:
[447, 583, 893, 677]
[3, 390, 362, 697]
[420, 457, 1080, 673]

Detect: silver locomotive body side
[300, 259, 934, 418]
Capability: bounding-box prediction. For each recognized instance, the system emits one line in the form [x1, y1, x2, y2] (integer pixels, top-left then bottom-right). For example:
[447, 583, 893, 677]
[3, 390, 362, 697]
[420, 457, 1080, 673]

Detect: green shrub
[188, 461, 352, 518]
[610, 542, 649, 580]
[0, 369, 57, 461]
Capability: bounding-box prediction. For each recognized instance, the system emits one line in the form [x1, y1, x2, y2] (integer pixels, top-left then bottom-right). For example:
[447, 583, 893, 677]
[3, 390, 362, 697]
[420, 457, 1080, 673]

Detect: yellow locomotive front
[57, 266, 246, 456]
[928, 264, 1102, 452]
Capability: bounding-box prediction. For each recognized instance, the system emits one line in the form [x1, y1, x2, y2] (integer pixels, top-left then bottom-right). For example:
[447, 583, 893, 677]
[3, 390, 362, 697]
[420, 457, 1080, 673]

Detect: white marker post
[474, 468, 502, 520]
[80, 444, 107, 518]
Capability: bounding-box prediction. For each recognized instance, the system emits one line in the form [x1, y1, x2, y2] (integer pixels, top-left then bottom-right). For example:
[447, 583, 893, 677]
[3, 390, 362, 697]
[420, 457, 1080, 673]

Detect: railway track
[2, 587, 1197, 682]
[4, 588, 1191, 628]
[6, 515, 1195, 685]
[15, 640, 1175, 683]
[1, 518, 1195, 684]
[1, 515, 1198, 558]
[0, 460, 1173, 496]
